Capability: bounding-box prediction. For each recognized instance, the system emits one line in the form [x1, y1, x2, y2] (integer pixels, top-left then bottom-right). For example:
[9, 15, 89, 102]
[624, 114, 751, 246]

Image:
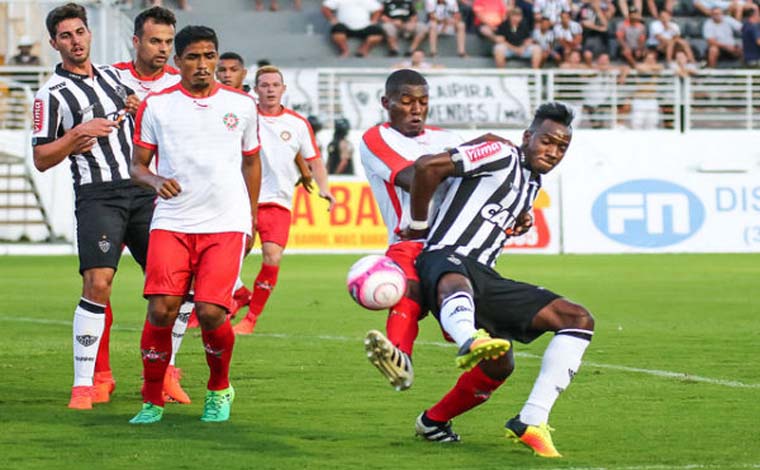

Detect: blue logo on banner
[592, 179, 705, 247]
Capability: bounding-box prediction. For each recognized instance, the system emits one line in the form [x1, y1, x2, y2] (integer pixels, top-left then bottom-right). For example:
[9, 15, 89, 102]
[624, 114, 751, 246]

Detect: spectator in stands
[147, 0, 190, 10]
[553, 10, 584, 61]
[595, 51, 631, 82]
[645, 0, 675, 18]
[472, 0, 509, 43]
[534, 0, 571, 23]
[493, 8, 543, 68]
[10, 36, 41, 66]
[394, 49, 445, 68]
[578, 0, 611, 64]
[693, 0, 752, 21]
[255, 0, 301, 10]
[533, 15, 562, 66]
[647, 9, 696, 63]
[742, 7, 760, 67]
[559, 48, 591, 67]
[598, 0, 617, 20]
[636, 48, 665, 72]
[617, 0, 642, 18]
[424, 0, 468, 57]
[616, 7, 647, 67]
[380, 0, 427, 56]
[669, 49, 701, 76]
[703, 7, 743, 67]
[322, 0, 385, 57]
[327, 118, 354, 175]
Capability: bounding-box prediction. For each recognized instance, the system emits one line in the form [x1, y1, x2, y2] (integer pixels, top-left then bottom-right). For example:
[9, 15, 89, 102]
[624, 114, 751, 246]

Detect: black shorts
[74, 180, 155, 274]
[330, 23, 385, 39]
[416, 249, 561, 344]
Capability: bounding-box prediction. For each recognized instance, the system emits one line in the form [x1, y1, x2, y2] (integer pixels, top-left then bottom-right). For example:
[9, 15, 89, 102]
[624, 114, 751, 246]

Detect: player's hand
[320, 190, 336, 212]
[71, 133, 98, 154]
[506, 211, 533, 237]
[75, 118, 120, 138]
[154, 177, 182, 199]
[296, 175, 313, 193]
[462, 133, 515, 148]
[399, 227, 428, 241]
[124, 94, 141, 116]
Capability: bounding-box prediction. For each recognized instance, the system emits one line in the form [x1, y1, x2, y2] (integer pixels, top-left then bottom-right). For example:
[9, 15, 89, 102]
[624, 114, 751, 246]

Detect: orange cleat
[162, 365, 191, 404]
[230, 286, 252, 320]
[232, 314, 258, 335]
[68, 386, 94, 410]
[505, 415, 562, 458]
[93, 370, 116, 403]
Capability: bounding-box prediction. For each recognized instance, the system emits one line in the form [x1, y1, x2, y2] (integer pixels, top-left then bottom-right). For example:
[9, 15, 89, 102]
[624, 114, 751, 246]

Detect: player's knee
[559, 301, 595, 331]
[83, 273, 114, 300]
[195, 303, 226, 329]
[479, 354, 514, 381]
[147, 302, 177, 326]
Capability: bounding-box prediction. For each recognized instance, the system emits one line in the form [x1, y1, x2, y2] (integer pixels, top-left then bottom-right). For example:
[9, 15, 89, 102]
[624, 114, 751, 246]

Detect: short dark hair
[528, 102, 575, 131]
[46, 3, 87, 39]
[134, 6, 176, 37]
[219, 52, 245, 65]
[385, 69, 427, 96]
[174, 25, 218, 57]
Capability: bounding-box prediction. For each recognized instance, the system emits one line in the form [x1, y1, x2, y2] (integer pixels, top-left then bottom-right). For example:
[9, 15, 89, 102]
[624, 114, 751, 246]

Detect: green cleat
[129, 403, 164, 424]
[455, 329, 511, 370]
[200, 386, 235, 422]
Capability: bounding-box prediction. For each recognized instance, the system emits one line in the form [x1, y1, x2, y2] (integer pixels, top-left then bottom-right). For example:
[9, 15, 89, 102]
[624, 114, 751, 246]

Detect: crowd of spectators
[318, 0, 760, 71]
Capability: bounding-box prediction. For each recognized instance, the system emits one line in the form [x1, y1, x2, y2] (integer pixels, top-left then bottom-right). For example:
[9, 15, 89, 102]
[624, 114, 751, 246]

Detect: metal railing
[0, 75, 32, 130]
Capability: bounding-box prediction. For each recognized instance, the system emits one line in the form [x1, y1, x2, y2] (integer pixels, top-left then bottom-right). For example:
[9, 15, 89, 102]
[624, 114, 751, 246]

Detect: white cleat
[364, 329, 414, 391]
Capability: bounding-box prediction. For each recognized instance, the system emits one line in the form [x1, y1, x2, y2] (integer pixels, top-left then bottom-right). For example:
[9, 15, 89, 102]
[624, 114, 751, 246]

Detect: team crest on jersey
[98, 235, 111, 253]
[33, 99, 44, 132]
[223, 112, 239, 131]
[280, 130, 292, 141]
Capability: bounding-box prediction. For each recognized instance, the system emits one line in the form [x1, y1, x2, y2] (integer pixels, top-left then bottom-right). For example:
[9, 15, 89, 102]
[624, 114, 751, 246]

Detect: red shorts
[144, 230, 247, 312]
[385, 241, 424, 282]
[256, 204, 291, 247]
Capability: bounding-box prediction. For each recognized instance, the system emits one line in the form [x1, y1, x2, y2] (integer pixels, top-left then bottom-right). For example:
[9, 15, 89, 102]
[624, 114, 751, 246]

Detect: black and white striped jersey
[32, 63, 135, 187]
[424, 140, 541, 267]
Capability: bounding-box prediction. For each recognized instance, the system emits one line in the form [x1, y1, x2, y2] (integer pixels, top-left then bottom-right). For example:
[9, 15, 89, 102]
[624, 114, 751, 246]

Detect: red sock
[139, 320, 173, 406]
[202, 319, 235, 391]
[386, 296, 421, 356]
[426, 366, 505, 422]
[95, 302, 113, 373]
[246, 263, 279, 320]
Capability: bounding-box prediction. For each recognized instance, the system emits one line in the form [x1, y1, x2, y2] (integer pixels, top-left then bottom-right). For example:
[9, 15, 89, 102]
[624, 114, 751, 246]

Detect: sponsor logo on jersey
[280, 130, 292, 141]
[446, 254, 461, 265]
[592, 179, 705, 248]
[76, 334, 98, 347]
[464, 142, 502, 163]
[223, 112, 239, 130]
[33, 99, 44, 132]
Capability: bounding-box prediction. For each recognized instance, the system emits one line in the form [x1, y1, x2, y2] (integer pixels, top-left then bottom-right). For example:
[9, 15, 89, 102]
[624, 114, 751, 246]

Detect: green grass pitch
[1, 254, 758, 469]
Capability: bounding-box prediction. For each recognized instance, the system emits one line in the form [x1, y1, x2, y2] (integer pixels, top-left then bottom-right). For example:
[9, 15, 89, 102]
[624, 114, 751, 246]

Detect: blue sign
[592, 179, 705, 248]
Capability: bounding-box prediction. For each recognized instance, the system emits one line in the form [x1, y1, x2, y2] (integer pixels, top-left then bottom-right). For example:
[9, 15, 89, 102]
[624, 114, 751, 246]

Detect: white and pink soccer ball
[347, 255, 407, 310]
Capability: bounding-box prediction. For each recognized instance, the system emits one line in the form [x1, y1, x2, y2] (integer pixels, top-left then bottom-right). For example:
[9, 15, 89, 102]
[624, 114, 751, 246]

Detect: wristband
[447, 147, 459, 158]
[409, 220, 428, 231]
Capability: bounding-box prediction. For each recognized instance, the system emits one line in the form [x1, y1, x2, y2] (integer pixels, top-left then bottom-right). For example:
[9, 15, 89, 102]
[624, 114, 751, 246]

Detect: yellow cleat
[505, 415, 562, 458]
[455, 329, 511, 370]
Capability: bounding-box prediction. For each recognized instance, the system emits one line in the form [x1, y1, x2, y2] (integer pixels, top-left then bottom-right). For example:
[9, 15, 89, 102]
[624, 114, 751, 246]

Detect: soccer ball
[346, 255, 406, 310]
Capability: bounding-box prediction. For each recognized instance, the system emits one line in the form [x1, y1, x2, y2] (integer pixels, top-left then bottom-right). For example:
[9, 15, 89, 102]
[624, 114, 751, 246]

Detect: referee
[31, 3, 154, 410]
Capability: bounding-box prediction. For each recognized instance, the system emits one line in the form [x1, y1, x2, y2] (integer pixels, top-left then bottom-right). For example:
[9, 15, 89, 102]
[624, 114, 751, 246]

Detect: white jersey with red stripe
[134, 82, 260, 235]
[112, 62, 180, 100]
[258, 107, 320, 210]
[360, 123, 462, 245]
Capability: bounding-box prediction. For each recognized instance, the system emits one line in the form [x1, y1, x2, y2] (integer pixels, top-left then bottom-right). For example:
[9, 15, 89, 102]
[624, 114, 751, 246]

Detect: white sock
[234, 277, 244, 291]
[520, 330, 593, 425]
[439, 292, 477, 348]
[72, 299, 106, 387]
[169, 301, 193, 367]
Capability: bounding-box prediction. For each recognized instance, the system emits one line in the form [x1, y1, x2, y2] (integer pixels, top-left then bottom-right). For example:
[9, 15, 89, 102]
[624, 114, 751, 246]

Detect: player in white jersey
[233, 65, 335, 335]
[408, 102, 595, 457]
[358, 69, 462, 391]
[128, 25, 261, 424]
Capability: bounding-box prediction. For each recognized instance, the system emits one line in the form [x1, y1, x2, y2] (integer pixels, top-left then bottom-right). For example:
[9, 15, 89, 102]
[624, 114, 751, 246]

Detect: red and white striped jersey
[112, 62, 180, 100]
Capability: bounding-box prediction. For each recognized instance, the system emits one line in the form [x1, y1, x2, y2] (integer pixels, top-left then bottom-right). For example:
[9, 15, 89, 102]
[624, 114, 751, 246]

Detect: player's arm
[306, 156, 336, 211]
[407, 150, 457, 238]
[33, 118, 119, 172]
[130, 145, 181, 199]
[294, 153, 313, 193]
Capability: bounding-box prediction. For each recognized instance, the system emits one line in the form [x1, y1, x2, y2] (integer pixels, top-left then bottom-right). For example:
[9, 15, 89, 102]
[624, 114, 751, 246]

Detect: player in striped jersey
[409, 102, 595, 457]
[233, 65, 335, 335]
[31, 3, 155, 410]
[359, 69, 463, 391]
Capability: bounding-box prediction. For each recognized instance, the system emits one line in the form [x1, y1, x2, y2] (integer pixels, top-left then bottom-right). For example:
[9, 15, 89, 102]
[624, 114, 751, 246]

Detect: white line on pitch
[536, 465, 760, 470]
[2, 316, 758, 390]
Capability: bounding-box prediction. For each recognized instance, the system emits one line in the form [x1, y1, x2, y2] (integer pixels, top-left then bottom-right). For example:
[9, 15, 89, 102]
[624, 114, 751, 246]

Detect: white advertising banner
[561, 131, 760, 253]
[339, 75, 531, 130]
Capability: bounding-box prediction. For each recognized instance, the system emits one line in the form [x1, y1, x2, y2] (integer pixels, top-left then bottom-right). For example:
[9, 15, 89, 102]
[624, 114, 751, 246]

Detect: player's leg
[130, 230, 191, 424]
[364, 241, 423, 391]
[92, 301, 115, 403]
[235, 205, 289, 335]
[163, 297, 193, 404]
[507, 298, 594, 457]
[194, 232, 246, 422]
